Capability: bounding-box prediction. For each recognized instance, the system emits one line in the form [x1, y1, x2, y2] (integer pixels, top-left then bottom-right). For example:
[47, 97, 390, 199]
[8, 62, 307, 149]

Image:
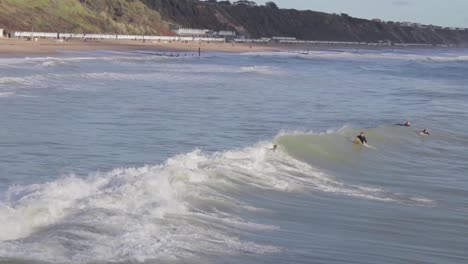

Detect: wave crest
[0, 133, 432, 262]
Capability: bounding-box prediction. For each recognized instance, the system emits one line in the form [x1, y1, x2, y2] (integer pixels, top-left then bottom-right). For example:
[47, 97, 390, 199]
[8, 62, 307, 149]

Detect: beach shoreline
[0, 38, 280, 56]
[1, 38, 462, 57]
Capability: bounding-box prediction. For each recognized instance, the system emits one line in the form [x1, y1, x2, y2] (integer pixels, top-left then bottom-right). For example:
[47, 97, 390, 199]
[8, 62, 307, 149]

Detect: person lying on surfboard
[396, 121, 411, 127]
[419, 129, 430, 136]
[356, 132, 368, 144]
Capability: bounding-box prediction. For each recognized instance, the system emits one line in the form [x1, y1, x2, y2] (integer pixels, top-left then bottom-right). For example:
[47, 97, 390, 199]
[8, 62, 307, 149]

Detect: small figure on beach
[271, 145, 278, 152]
[356, 132, 368, 144]
[396, 121, 411, 127]
[419, 129, 430, 136]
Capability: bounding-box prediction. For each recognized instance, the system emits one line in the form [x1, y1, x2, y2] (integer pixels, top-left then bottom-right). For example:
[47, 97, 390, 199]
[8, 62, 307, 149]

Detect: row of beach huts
[6, 31, 453, 47]
[10, 31, 226, 42]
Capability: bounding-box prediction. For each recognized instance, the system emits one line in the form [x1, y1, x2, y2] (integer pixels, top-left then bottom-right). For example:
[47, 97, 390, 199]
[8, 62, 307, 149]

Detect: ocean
[0, 48, 467, 264]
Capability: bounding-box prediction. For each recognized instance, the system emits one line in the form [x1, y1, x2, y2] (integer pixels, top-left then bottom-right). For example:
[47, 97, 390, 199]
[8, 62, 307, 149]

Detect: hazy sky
[255, 0, 468, 28]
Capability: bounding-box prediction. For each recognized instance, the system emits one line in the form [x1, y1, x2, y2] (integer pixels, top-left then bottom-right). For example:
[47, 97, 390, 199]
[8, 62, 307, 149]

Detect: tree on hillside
[265, 1, 278, 9]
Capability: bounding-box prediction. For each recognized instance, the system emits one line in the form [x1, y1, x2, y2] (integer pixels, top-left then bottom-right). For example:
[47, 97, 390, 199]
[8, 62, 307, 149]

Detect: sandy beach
[0, 38, 281, 56]
[1, 38, 457, 57]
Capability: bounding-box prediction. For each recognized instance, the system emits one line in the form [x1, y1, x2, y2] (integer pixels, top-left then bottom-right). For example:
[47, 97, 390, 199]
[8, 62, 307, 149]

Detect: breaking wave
[0, 128, 433, 263]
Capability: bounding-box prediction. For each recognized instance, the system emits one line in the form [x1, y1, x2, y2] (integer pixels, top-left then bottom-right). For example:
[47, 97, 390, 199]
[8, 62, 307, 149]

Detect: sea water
[0, 48, 467, 264]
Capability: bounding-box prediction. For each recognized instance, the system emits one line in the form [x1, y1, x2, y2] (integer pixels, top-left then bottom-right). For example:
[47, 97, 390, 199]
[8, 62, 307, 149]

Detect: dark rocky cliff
[143, 0, 468, 45]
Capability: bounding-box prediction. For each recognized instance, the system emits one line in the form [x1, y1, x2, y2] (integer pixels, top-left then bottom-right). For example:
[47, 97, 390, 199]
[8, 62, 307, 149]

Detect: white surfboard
[353, 138, 376, 149]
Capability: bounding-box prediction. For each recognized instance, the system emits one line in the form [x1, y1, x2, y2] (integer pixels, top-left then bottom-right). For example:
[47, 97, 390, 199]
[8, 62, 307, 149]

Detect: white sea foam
[0, 64, 286, 91]
[0, 53, 199, 69]
[239, 66, 283, 75]
[0, 56, 99, 69]
[0, 75, 49, 86]
[242, 50, 468, 63]
[40, 60, 68, 67]
[0, 92, 15, 97]
[0, 129, 435, 262]
[0, 145, 282, 262]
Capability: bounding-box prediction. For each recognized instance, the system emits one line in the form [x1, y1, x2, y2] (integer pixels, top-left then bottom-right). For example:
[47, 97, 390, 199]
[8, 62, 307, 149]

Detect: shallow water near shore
[0, 48, 467, 264]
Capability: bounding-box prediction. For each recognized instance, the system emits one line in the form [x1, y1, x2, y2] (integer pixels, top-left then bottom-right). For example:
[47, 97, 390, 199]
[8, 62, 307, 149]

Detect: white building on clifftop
[174, 28, 210, 36]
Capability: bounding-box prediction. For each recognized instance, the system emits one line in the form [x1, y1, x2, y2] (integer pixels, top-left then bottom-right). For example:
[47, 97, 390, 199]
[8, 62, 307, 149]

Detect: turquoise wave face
[276, 125, 429, 165]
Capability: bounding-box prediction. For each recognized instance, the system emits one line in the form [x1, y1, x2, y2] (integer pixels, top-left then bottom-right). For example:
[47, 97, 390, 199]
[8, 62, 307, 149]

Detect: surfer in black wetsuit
[357, 132, 367, 144]
[271, 145, 278, 152]
[420, 129, 430, 136]
[396, 121, 411, 127]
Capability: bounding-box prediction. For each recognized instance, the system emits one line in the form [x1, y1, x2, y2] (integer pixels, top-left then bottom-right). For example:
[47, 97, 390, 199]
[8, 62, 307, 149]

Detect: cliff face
[146, 1, 468, 45]
[1, 0, 468, 45]
[220, 7, 468, 44]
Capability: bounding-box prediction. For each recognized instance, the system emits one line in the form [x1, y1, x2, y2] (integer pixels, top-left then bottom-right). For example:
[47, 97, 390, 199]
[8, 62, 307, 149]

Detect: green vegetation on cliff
[1, 0, 468, 45]
[0, 0, 169, 34]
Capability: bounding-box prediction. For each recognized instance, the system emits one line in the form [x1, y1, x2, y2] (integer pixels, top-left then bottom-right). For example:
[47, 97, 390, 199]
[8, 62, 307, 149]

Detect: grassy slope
[0, 0, 169, 34]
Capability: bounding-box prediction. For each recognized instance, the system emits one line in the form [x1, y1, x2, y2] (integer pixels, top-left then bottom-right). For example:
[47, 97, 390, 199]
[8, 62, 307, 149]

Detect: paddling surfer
[420, 129, 430, 136]
[356, 132, 368, 144]
[396, 121, 411, 127]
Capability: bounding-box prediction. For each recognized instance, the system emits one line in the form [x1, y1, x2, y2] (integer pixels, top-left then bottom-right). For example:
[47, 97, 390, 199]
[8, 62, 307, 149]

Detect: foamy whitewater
[0, 49, 467, 264]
